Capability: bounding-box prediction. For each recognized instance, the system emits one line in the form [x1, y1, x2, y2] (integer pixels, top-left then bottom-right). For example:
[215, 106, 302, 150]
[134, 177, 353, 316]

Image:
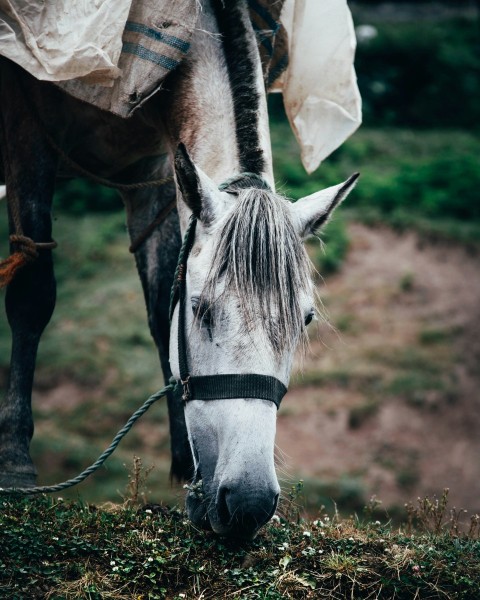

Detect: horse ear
[174, 144, 220, 224]
[291, 173, 359, 239]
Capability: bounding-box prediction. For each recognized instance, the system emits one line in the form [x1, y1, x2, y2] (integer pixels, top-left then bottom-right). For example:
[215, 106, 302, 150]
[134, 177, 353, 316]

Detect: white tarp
[0, 0, 131, 84]
[276, 0, 362, 173]
[0, 0, 361, 173]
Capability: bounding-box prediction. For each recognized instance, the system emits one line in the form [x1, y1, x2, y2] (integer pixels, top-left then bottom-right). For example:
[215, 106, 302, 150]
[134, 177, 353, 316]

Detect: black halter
[170, 210, 287, 410]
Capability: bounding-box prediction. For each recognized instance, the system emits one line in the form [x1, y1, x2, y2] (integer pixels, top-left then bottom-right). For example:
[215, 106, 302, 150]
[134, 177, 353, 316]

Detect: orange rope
[0, 235, 57, 289]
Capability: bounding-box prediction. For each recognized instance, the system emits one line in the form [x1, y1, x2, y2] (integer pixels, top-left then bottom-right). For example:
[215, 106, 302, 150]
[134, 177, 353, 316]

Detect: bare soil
[278, 224, 480, 515]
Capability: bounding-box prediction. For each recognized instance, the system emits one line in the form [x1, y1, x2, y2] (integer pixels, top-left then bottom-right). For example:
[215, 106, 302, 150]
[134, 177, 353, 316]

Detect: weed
[363, 495, 383, 521]
[123, 456, 155, 507]
[280, 480, 305, 524]
[404, 489, 467, 536]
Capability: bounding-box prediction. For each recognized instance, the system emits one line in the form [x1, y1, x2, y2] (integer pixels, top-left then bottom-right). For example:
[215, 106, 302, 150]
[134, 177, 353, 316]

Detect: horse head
[170, 145, 358, 539]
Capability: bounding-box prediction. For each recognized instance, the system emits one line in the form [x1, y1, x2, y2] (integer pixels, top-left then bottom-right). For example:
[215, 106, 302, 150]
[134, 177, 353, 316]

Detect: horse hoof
[0, 470, 37, 489]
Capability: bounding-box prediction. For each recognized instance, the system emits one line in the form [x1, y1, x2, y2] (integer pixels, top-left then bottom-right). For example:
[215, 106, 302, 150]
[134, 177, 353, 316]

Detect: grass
[0, 489, 479, 599]
[271, 121, 480, 246]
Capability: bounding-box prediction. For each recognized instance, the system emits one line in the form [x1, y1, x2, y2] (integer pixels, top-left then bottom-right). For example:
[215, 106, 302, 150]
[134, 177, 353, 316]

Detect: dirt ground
[278, 223, 480, 516]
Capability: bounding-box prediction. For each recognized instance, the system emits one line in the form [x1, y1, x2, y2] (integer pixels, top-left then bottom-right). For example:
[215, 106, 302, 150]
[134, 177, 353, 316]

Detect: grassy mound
[1, 492, 479, 599]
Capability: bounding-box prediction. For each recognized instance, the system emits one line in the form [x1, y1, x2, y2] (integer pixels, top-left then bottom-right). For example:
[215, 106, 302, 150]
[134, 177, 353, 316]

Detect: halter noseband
[170, 177, 287, 410]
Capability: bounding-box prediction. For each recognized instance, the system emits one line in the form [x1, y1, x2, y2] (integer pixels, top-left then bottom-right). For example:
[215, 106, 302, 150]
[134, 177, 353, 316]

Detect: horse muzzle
[186, 474, 280, 540]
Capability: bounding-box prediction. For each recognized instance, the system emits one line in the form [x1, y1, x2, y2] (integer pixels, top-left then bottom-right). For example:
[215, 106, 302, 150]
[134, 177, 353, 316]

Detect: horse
[0, 0, 358, 539]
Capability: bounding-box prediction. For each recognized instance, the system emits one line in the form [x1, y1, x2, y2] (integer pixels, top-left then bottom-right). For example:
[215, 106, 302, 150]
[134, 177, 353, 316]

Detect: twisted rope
[0, 226, 58, 290]
[0, 380, 176, 496]
[45, 130, 174, 191]
[169, 215, 197, 321]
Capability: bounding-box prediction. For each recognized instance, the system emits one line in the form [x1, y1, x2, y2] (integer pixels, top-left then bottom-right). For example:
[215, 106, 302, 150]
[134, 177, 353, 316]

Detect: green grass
[271, 123, 480, 245]
[0, 493, 479, 599]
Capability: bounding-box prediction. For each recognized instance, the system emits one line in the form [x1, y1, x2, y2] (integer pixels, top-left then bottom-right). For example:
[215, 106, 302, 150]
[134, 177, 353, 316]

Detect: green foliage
[355, 17, 480, 130]
[271, 118, 480, 245]
[352, 149, 480, 222]
[0, 495, 479, 599]
[54, 179, 122, 214]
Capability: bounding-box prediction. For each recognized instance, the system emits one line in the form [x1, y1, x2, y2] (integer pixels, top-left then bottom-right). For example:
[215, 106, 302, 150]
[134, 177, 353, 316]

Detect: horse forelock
[202, 187, 312, 356]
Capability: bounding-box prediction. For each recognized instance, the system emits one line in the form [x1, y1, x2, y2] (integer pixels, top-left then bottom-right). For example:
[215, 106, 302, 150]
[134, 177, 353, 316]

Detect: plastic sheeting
[0, 0, 361, 173]
[0, 0, 131, 84]
[276, 0, 361, 173]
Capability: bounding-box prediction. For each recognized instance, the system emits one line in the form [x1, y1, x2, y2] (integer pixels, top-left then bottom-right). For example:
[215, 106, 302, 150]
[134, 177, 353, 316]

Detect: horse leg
[0, 66, 58, 487]
[122, 173, 194, 481]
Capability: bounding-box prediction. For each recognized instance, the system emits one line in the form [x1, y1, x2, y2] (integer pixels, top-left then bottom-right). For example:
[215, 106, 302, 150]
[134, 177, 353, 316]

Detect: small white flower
[52, 537, 59, 541]
[148, 557, 154, 562]
[318, 549, 324, 554]
[303, 531, 311, 537]
[110, 561, 116, 566]
[271, 515, 280, 522]
[145, 509, 152, 514]
[375, 521, 381, 526]
[179, 594, 186, 598]
[348, 537, 354, 542]
[112, 566, 119, 572]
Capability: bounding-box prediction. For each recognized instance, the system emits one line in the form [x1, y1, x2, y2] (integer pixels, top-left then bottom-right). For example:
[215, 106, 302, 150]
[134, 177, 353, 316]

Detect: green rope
[0, 380, 176, 496]
[169, 215, 197, 322]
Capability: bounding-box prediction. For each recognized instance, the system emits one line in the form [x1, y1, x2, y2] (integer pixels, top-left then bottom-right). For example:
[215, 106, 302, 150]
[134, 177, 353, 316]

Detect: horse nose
[216, 482, 280, 539]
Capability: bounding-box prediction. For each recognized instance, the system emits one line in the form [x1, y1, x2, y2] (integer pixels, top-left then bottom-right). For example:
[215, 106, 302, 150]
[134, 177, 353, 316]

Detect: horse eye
[191, 297, 200, 315]
[305, 310, 315, 326]
[192, 298, 213, 328]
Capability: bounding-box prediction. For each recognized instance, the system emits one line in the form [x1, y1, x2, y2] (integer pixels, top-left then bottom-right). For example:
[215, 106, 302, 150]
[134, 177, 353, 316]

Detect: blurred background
[1, 0, 479, 519]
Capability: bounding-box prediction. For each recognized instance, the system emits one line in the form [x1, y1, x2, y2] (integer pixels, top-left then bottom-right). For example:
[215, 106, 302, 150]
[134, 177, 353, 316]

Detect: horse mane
[203, 187, 312, 356]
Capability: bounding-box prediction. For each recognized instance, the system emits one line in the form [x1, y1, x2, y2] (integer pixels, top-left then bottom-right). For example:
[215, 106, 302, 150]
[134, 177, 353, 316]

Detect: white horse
[0, 0, 357, 538]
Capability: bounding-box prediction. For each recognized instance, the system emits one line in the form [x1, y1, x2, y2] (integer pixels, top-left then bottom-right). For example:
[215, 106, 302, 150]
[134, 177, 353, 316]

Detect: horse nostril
[216, 484, 280, 535]
[216, 485, 232, 525]
[271, 492, 280, 516]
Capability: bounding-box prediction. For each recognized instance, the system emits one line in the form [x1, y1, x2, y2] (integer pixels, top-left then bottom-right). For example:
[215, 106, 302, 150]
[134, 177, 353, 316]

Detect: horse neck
[165, 0, 273, 188]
